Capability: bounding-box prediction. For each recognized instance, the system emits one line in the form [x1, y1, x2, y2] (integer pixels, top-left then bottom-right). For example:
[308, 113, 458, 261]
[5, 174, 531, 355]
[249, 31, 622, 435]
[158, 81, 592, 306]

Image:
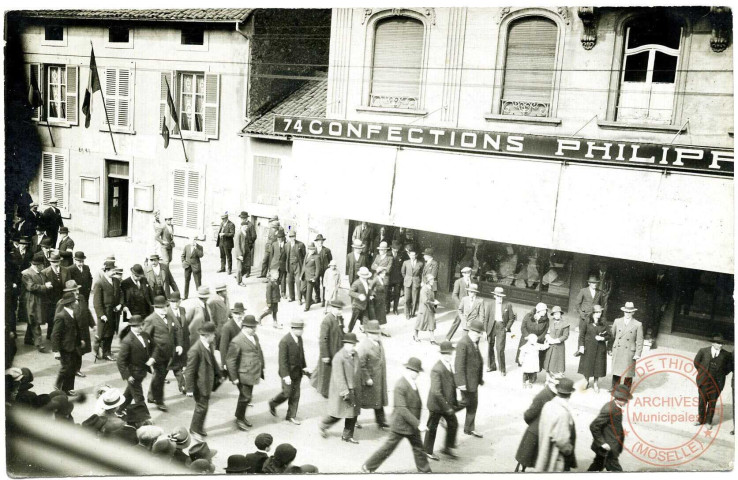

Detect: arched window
[501, 16, 558, 117]
[370, 17, 424, 110]
[617, 16, 682, 124]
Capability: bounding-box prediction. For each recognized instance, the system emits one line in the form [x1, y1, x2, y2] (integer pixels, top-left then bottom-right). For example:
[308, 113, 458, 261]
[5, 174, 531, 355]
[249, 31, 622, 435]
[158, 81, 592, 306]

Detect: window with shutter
[170, 166, 204, 237]
[103, 67, 133, 131]
[29, 64, 42, 121]
[41, 151, 68, 214]
[501, 17, 558, 117]
[370, 17, 424, 110]
[43, 64, 78, 124]
[252, 156, 281, 206]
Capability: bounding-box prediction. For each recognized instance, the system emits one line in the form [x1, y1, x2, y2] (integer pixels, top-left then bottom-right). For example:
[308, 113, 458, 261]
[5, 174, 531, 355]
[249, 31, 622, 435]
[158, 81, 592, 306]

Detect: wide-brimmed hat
[620, 302, 638, 313]
[96, 388, 126, 411]
[468, 319, 484, 333]
[551, 306, 563, 314]
[276, 230, 286, 239]
[225, 455, 249, 473]
[242, 315, 258, 328]
[556, 377, 575, 395]
[48, 252, 61, 263]
[404, 357, 423, 372]
[128, 315, 144, 326]
[73, 251, 86, 260]
[439, 341, 455, 354]
[364, 320, 381, 334]
[168, 291, 181, 302]
[188, 441, 217, 461]
[198, 322, 217, 335]
[63, 280, 80, 292]
[288, 230, 296, 238]
[351, 239, 364, 249]
[307, 242, 316, 250]
[60, 292, 76, 305]
[59, 226, 69, 234]
[465, 283, 479, 294]
[377, 241, 389, 250]
[130, 264, 145, 276]
[588, 275, 600, 284]
[19, 236, 31, 245]
[239, 211, 249, 218]
[291, 319, 306, 329]
[40, 237, 54, 248]
[231, 302, 245, 314]
[612, 384, 633, 401]
[197, 286, 211, 298]
[314, 234, 326, 241]
[711, 333, 725, 343]
[329, 298, 344, 308]
[357, 266, 371, 278]
[592, 305, 604, 313]
[31, 252, 45, 265]
[461, 266, 472, 274]
[342, 333, 358, 344]
[148, 254, 160, 261]
[274, 444, 297, 465]
[492, 286, 506, 297]
[153, 296, 168, 308]
[215, 282, 227, 292]
[422, 247, 434, 256]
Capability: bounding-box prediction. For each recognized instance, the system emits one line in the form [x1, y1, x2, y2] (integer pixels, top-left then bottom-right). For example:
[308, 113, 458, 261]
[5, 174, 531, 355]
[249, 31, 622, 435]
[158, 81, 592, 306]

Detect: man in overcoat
[424, 341, 460, 460]
[608, 302, 644, 390]
[51, 291, 83, 395]
[41, 197, 64, 247]
[219, 302, 245, 372]
[166, 291, 188, 392]
[401, 248, 423, 319]
[356, 321, 389, 429]
[484, 286, 515, 374]
[514, 373, 562, 472]
[41, 252, 65, 339]
[63, 251, 93, 302]
[116, 315, 153, 419]
[121, 264, 154, 319]
[186, 322, 222, 439]
[319, 332, 360, 443]
[143, 296, 183, 411]
[300, 243, 322, 311]
[311, 300, 345, 398]
[22, 253, 52, 352]
[92, 260, 122, 360]
[573, 276, 602, 332]
[285, 231, 306, 303]
[266, 230, 288, 297]
[226, 315, 264, 430]
[57, 227, 75, 267]
[314, 234, 332, 306]
[386, 240, 405, 315]
[234, 220, 252, 286]
[270, 319, 310, 424]
[346, 239, 368, 286]
[216, 212, 236, 274]
[588, 384, 632, 471]
[455, 319, 484, 438]
[536, 377, 577, 472]
[693, 333, 732, 429]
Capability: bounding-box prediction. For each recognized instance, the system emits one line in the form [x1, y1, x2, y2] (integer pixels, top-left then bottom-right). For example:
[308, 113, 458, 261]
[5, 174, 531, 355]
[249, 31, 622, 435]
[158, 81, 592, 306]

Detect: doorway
[106, 160, 129, 237]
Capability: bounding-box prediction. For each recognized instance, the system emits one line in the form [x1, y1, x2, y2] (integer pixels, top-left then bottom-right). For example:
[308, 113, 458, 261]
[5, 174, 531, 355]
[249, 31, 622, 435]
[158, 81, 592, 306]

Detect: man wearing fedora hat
[320, 332, 361, 443]
[347, 238, 369, 286]
[322, 260, 341, 312]
[166, 291, 189, 392]
[300, 242, 322, 311]
[92, 260, 123, 361]
[386, 240, 406, 315]
[588, 384, 632, 471]
[693, 333, 732, 430]
[116, 315, 154, 419]
[187, 286, 215, 347]
[401, 247, 424, 319]
[55, 280, 94, 377]
[484, 286, 516, 375]
[352, 222, 375, 264]
[143, 296, 183, 411]
[536, 376, 577, 472]
[156, 215, 175, 264]
[216, 212, 236, 274]
[63, 251, 93, 302]
[56, 227, 74, 268]
[356, 320, 390, 430]
[514, 372, 563, 472]
[269, 319, 310, 424]
[51, 290, 84, 395]
[608, 302, 644, 390]
[314, 234, 332, 306]
[121, 264, 154, 321]
[144, 254, 179, 299]
[181, 236, 204, 298]
[348, 266, 373, 333]
[186, 321, 223, 439]
[225, 313, 264, 431]
[449, 283, 485, 342]
[265, 229, 288, 297]
[421, 248, 439, 293]
[362, 357, 432, 473]
[234, 214, 254, 285]
[574, 276, 603, 333]
[371, 241, 392, 277]
[424, 341, 460, 461]
[41, 197, 64, 247]
[42, 251, 65, 340]
[22, 253, 54, 352]
[311, 299, 346, 398]
[455, 319, 485, 438]
[219, 302, 246, 368]
[285, 231, 306, 303]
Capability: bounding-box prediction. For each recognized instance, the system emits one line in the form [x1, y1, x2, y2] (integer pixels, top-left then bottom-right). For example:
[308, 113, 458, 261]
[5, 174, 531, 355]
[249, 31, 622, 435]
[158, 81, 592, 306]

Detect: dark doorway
[106, 161, 129, 237]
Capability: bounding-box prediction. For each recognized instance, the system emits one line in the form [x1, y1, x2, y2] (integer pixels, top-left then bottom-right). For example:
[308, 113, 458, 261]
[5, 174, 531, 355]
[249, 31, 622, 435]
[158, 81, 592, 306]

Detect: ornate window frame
[603, 9, 692, 126]
[488, 8, 566, 123]
[357, 8, 432, 116]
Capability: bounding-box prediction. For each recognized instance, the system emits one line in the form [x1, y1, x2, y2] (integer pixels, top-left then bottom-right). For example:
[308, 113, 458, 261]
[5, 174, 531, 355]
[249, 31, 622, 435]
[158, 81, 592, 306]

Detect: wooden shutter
[502, 17, 558, 105]
[203, 73, 219, 139]
[159, 71, 174, 134]
[371, 18, 424, 100]
[104, 68, 132, 129]
[65, 65, 79, 125]
[170, 166, 204, 236]
[41, 152, 68, 213]
[252, 156, 281, 205]
[29, 64, 42, 121]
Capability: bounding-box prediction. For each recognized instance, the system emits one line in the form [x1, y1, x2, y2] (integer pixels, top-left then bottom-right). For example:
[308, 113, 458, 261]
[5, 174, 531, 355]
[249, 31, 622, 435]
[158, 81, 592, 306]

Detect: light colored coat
[519, 342, 544, 374]
[536, 396, 577, 472]
[327, 348, 360, 418]
[609, 316, 644, 378]
[357, 338, 388, 409]
[322, 268, 341, 304]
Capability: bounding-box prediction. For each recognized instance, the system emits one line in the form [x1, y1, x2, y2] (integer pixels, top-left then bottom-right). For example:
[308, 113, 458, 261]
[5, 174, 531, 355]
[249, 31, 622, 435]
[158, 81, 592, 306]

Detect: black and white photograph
[3, 0, 735, 475]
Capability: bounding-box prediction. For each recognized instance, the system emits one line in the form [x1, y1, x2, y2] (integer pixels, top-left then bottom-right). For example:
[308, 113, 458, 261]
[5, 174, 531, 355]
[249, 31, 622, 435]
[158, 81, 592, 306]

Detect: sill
[355, 106, 428, 117]
[37, 121, 73, 128]
[100, 127, 136, 135]
[171, 133, 210, 142]
[484, 114, 562, 126]
[597, 120, 686, 134]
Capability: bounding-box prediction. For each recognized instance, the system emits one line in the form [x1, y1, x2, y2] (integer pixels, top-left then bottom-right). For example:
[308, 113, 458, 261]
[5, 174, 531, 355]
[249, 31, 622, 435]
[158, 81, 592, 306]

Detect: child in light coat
[519, 334, 547, 388]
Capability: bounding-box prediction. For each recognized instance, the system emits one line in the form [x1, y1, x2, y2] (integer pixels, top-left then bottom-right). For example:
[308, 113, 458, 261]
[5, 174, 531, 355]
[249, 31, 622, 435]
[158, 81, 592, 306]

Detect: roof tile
[16, 9, 253, 23]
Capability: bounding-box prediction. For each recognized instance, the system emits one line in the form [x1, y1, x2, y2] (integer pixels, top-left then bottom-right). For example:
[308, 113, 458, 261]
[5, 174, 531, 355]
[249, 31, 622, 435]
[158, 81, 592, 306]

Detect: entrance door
[107, 176, 129, 237]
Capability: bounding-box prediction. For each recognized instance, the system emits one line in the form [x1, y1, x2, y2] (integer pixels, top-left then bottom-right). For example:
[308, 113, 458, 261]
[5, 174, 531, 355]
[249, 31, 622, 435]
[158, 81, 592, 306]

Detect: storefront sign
[274, 116, 734, 176]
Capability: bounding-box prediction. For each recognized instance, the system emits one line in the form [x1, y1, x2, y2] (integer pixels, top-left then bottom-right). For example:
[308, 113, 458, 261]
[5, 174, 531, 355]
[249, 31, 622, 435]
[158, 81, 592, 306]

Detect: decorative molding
[370, 95, 419, 110]
[497, 7, 511, 24]
[557, 7, 571, 25]
[361, 8, 372, 25]
[423, 8, 437, 26]
[361, 7, 436, 26]
[501, 100, 550, 117]
[708, 7, 731, 53]
[577, 7, 598, 50]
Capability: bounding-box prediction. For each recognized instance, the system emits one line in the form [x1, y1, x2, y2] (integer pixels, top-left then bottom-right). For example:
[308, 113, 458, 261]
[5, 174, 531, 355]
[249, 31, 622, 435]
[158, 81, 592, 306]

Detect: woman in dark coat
[516, 304, 550, 368]
[576, 305, 609, 392]
[514, 373, 561, 471]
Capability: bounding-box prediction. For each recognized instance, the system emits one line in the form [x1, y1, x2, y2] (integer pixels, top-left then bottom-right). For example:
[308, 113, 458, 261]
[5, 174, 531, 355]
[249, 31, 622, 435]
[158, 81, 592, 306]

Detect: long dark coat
[515, 385, 557, 467]
[311, 313, 344, 398]
[327, 348, 360, 418]
[55, 295, 94, 355]
[577, 320, 609, 378]
[542, 320, 569, 374]
[517, 309, 549, 367]
[357, 338, 388, 409]
[370, 278, 387, 325]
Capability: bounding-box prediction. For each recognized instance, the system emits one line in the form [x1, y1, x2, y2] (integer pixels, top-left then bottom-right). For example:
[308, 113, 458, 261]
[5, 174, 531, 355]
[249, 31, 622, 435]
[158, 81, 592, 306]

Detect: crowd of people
[5, 196, 735, 473]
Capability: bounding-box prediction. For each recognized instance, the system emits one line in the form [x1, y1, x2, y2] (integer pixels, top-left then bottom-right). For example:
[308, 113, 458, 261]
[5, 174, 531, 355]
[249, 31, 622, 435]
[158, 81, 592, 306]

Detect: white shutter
[103, 67, 133, 130]
[185, 170, 201, 229]
[252, 156, 281, 206]
[170, 165, 204, 237]
[203, 73, 219, 139]
[65, 65, 79, 125]
[104, 68, 118, 127]
[41, 151, 68, 213]
[371, 18, 424, 102]
[159, 71, 174, 134]
[117, 68, 130, 128]
[29, 64, 42, 121]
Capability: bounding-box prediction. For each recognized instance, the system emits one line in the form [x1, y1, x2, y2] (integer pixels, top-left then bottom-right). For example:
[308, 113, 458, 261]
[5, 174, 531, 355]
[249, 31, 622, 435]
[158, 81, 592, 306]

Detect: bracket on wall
[708, 7, 731, 53]
[577, 7, 598, 50]
[362, 7, 437, 25]
[557, 7, 571, 25]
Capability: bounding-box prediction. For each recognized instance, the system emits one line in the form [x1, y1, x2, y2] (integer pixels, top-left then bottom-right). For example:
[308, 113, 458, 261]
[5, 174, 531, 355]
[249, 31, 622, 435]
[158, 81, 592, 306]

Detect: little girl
[519, 334, 546, 388]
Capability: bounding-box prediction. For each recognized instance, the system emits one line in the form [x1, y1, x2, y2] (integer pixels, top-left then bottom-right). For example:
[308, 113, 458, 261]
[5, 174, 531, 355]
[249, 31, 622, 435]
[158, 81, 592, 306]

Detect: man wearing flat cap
[145, 254, 179, 299]
[226, 313, 264, 430]
[51, 289, 84, 395]
[216, 212, 236, 274]
[121, 264, 154, 320]
[693, 333, 732, 430]
[22, 253, 53, 352]
[186, 321, 222, 439]
[56, 227, 75, 268]
[92, 260, 123, 360]
[116, 315, 153, 419]
[143, 296, 183, 411]
[269, 319, 309, 424]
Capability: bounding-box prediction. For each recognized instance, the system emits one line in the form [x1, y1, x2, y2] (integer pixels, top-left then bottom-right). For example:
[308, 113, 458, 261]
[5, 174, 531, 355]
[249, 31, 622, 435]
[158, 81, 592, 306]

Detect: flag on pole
[81, 46, 101, 128]
[28, 70, 42, 109]
[162, 78, 179, 148]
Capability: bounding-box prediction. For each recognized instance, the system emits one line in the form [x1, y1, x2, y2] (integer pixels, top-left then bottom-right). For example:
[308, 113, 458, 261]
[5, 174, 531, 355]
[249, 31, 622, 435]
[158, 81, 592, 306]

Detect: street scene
[4, 4, 735, 476]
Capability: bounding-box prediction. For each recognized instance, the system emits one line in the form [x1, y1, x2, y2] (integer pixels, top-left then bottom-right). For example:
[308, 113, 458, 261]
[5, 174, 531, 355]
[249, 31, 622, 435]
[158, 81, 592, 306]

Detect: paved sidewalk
[10, 228, 735, 473]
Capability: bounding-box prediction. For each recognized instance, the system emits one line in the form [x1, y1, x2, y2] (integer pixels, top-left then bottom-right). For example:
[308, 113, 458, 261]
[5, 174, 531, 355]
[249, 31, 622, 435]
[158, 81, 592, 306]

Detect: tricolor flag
[162, 77, 179, 148]
[81, 46, 101, 128]
[28, 71, 42, 109]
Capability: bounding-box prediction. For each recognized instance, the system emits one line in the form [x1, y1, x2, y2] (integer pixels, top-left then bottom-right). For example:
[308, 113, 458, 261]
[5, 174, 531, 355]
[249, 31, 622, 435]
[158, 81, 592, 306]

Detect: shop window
[500, 16, 558, 118]
[616, 17, 682, 124]
[369, 17, 424, 110]
[673, 270, 734, 340]
[28, 63, 79, 125]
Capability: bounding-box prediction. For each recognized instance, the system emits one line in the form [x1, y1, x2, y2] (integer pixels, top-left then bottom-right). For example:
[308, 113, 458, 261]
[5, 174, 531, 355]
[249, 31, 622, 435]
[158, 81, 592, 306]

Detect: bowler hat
[59, 226, 69, 234]
[189, 441, 217, 461]
[131, 264, 145, 276]
[73, 251, 86, 260]
[711, 333, 725, 343]
[422, 247, 434, 256]
[48, 252, 61, 263]
[468, 319, 484, 333]
[197, 286, 211, 298]
[242, 315, 258, 328]
[239, 211, 249, 218]
[588, 275, 600, 283]
[288, 231, 296, 237]
[612, 384, 633, 401]
[329, 299, 344, 308]
[31, 252, 45, 265]
[63, 280, 80, 292]
[128, 315, 144, 326]
[556, 377, 575, 395]
[467, 283, 479, 294]
[291, 319, 306, 329]
[255, 433, 273, 450]
[492, 286, 506, 297]
[307, 242, 316, 250]
[274, 444, 297, 465]
[225, 454, 249, 473]
[404, 357, 423, 372]
[377, 241, 389, 250]
[40, 237, 54, 248]
[342, 333, 358, 344]
[169, 427, 191, 449]
[103, 260, 116, 270]
[620, 302, 638, 313]
[60, 292, 76, 306]
[439, 341, 455, 354]
[314, 234, 326, 241]
[198, 322, 216, 335]
[231, 302, 245, 314]
[461, 266, 472, 274]
[551, 306, 563, 314]
[593, 304, 604, 313]
[357, 266, 372, 278]
[189, 459, 215, 474]
[276, 230, 286, 239]
[351, 239, 364, 249]
[391, 240, 402, 249]
[168, 291, 181, 302]
[153, 296, 168, 308]
[364, 320, 381, 334]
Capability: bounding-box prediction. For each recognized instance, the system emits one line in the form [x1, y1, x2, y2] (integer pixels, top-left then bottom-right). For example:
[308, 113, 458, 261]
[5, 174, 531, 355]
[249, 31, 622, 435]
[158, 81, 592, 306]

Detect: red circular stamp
[610, 353, 724, 467]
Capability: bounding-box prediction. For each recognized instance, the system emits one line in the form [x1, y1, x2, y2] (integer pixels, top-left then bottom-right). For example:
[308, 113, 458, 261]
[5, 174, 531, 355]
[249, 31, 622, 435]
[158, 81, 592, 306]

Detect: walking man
[424, 341, 460, 461]
[401, 247, 423, 319]
[51, 291, 83, 395]
[22, 253, 53, 352]
[455, 319, 484, 438]
[514, 372, 562, 472]
[92, 260, 122, 361]
[143, 296, 183, 411]
[182, 236, 204, 298]
[157, 216, 175, 264]
[285, 231, 306, 303]
[42, 252, 65, 340]
[186, 322, 222, 439]
[320, 333, 360, 443]
[693, 333, 732, 430]
[266, 230, 287, 297]
[362, 358, 432, 473]
[226, 314, 264, 430]
[144, 254, 179, 299]
[116, 315, 153, 419]
[536, 377, 577, 472]
[234, 218, 252, 286]
[311, 299, 345, 398]
[608, 302, 644, 390]
[57, 227, 75, 267]
[347, 267, 372, 333]
[588, 384, 632, 471]
[167, 291, 189, 392]
[219, 302, 246, 372]
[216, 212, 236, 274]
[346, 239, 368, 285]
[269, 319, 309, 424]
[484, 286, 515, 375]
[356, 321, 389, 429]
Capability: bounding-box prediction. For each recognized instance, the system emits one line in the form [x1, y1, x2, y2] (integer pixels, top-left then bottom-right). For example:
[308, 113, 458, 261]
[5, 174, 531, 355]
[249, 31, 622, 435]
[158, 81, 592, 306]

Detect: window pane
[181, 113, 191, 131]
[196, 75, 205, 95]
[195, 95, 203, 114]
[45, 26, 64, 41]
[181, 27, 204, 46]
[49, 84, 58, 101]
[627, 20, 681, 50]
[623, 51, 649, 82]
[183, 76, 192, 94]
[652, 51, 678, 83]
[195, 114, 203, 132]
[109, 27, 130, 43]
[183, 95, 192, 113]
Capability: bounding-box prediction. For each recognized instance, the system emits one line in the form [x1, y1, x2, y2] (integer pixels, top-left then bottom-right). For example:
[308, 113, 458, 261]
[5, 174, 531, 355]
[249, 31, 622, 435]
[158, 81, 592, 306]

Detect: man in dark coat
[455, 319, 484, 438]
[51, 292, 83, 395]
[259, 216, 284, 278]
[356, 321, 389, 429]
[588, 384, 632, 471]
[347, 267, 372, 333]
[42, 252, 65, 340]
[63, 251, 93, 302]
[346, 239, 368, 285]
[314, 234, 332, 306]
[143, 296, 183, 411]
[219, 303, 246, 371]
[56, 227, 75, 268]
[186, 322, 221, 439]
[41, 197, 64, 247]
[285, 231, 306, 303]
[234, 219, 253, 285]
[573, 276, 602, 333]
[484, 286, 516, 375]
[116, 315, 153, 418]
[386, 240, 406, 315]
[424, 341, 460, 460]
[311, 300, 345, 398]
[121, 264, 154, 320]
[237, 212, 257, 278]
[265, 230, 288, 297]
[92, 260, 122, 360]
[269, 319, 309, 424]
[22, 253, 53, 352]
[514, 372, 561, 471]
[181, 236, 204, 298]
[166, 292, 188, 392]
[362, 357, 432, 473]
[516, 303, 550, 366]
[226, 314, 264, 430]
[693, 333, 733, 429]
[300, 243, 322, 312]
[144, 254, 179, 299]
[54, 280, 94, 377]
[216, 212, 236, 274]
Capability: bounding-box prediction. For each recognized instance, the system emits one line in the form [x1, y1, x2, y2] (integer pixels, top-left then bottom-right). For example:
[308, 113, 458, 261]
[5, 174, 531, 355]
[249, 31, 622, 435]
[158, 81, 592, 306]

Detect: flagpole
[164, 76, 188, 162]
[91, 41, 117, 155]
